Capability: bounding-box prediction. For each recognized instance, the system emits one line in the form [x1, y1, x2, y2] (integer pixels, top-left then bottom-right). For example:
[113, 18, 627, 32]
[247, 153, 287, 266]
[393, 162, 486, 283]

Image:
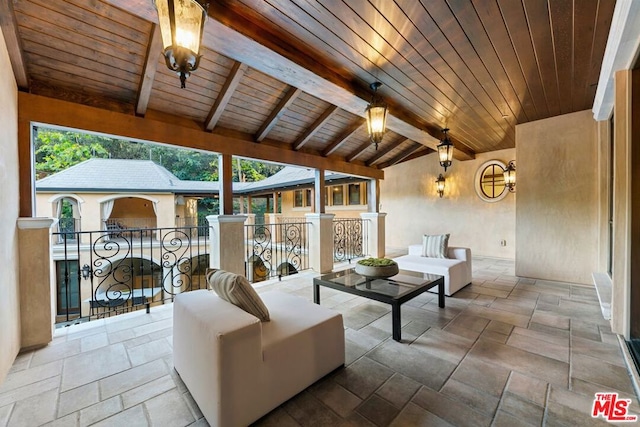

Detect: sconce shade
[504, 160, 516, 192]
[437, 128, 454, 171]
[154, 0, 209, 88]
[365, 82, 388, 150]
[436, 174, 446, 198]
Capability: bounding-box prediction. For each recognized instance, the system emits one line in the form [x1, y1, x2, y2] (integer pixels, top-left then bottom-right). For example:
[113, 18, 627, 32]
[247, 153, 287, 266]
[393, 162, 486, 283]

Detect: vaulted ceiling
[1, 0, 616, 172]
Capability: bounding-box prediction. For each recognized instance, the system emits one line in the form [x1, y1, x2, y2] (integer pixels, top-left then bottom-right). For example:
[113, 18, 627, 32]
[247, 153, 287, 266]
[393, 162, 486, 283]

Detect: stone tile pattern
[0, 257, 636, 426]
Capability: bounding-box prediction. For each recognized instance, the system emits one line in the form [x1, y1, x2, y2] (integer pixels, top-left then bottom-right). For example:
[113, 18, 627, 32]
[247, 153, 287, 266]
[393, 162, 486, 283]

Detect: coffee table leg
[438, 280, 445, 308]
[313, 283, 320, 304]
[392, 303, 401, 341]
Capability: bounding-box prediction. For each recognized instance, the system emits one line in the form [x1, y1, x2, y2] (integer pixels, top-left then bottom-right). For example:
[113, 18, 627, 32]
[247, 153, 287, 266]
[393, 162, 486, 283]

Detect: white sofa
[393, 245, 472, 296]
[173, 289, 345, 426]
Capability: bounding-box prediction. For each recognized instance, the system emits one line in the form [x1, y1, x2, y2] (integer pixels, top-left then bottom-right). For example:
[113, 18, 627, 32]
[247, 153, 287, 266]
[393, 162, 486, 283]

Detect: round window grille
[474, 160, 508, 203]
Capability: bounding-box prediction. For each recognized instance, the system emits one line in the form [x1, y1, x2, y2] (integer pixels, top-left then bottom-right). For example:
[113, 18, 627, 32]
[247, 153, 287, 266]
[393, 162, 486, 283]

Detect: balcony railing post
[207, 215, 248, 276]
[360, 212, 386, 258]
[305, 213, 335, 273]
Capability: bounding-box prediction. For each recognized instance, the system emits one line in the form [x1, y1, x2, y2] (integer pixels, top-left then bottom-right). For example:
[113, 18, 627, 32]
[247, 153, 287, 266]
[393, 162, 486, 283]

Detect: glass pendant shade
[436, 174, 446, 198]
[154, 0, 208, 88]
[437, 128, 454, 171]
[365, 82, 388, 150]
[504, 161, 516, 192]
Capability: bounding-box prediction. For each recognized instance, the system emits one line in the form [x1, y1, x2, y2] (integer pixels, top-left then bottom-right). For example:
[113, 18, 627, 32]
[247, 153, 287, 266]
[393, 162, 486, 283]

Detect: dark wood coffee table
[313, 269, 445, 342]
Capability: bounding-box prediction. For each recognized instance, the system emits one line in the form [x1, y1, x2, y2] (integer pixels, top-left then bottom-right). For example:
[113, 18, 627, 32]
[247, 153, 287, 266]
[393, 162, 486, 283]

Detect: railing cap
[17, 217, 57, 229]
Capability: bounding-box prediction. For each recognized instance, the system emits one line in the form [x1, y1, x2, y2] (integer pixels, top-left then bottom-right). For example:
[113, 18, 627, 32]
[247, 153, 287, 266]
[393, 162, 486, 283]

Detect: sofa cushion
[206, 269, 270, 321]
[394, 255, 463, 276]
[422, 234, 450, 258]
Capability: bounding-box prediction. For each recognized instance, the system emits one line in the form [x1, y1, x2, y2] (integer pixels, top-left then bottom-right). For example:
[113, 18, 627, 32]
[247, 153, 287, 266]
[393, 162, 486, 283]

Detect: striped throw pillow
[206, 269, 270, 322]
[421, 234, 450, 258]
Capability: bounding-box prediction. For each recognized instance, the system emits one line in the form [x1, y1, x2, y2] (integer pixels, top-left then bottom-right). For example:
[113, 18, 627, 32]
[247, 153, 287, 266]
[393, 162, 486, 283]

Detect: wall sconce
[154, 0, 209, 88]
[503, 160, 516, 192]
[437, 128, 454, 171]
[436, 174, 446, 198]
[365, 82, 388, 150]
[81, 264, 92, 280]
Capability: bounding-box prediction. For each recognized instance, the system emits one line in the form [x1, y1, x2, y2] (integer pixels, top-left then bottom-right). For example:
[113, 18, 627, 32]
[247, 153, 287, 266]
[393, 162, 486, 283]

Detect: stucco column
[245, 213, 256, 240]
[361, 212, 386, 258]
[266, 213, 281, 243]
[17, 217, 56, 350]
[207, 215, 247, 276]
[306, 213, 335, 273]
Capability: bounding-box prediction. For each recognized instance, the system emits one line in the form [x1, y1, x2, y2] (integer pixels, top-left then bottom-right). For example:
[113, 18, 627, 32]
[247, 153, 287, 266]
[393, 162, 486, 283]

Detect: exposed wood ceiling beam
[135, 24, 163, 116]
[205, 61, 248, 131]
[347, 141, 372, 163]
[0, 0, 29, 89]
[366, 138, 411, 167]
[205, 1, 475, 161]
[323, 119, 365, 157]
[254, 87, 301, 142]
[392, 148, 433, 167]
[20, 93, 383, 180]
[379, 143, 426, 169]
[294, 105, 339, 151]
[30, 80, 134, 114]
[93, 0, 475, 160]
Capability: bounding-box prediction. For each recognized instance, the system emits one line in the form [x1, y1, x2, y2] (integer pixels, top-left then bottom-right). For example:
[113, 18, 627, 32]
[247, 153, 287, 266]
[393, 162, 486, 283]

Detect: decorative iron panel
[245, 221, 310, 282]
[333, 218, 368, 263]
[52, 225, 209, 326]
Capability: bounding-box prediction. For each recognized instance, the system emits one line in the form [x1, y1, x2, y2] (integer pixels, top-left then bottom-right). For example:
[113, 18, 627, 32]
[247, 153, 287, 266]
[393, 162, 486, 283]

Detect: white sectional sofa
[393, 245, 472, 296]
[173, 289, 345, 426]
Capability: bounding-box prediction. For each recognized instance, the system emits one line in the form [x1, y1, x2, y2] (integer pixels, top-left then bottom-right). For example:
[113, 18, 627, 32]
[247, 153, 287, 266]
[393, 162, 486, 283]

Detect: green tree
[34, 127, 282, 188]
[35, 130, 109, 178]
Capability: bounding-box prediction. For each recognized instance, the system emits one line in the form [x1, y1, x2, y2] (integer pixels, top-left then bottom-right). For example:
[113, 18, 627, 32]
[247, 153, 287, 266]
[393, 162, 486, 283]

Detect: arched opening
[53, 196, 82, 241]
[101, 195, 158, 238]
[87, 257, 163, 314]
[247, 255, 268, 283]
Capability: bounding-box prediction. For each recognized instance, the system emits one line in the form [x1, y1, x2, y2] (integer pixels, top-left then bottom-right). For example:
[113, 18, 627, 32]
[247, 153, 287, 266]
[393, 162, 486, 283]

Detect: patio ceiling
[2, 0, 615, 171]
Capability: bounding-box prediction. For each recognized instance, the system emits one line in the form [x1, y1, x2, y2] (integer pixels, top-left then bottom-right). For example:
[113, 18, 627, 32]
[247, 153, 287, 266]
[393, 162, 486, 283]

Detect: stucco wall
[380, 149, 516, 258]
[0, 28, 21, 383]
[516, 110, 598, 285]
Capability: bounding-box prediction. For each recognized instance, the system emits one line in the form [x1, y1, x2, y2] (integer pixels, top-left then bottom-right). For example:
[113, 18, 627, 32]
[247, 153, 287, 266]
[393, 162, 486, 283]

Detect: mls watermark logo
[592, 392, 638, 422]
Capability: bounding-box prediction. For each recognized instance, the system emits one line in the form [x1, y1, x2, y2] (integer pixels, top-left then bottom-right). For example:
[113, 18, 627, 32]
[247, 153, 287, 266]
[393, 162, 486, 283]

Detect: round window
[474, 160, 508, 203]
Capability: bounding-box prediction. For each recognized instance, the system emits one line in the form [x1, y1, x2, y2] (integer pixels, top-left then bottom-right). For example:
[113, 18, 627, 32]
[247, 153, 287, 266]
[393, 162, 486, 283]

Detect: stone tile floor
[1, 256, 638, 426]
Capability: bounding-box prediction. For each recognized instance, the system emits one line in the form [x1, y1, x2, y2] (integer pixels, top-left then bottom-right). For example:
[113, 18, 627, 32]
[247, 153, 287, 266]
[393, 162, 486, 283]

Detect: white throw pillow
[206, 268, 270, 321]
[421, 234, 450, 258]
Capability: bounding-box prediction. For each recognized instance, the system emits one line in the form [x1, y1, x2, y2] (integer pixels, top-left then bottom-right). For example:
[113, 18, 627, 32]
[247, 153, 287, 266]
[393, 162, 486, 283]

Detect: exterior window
[305, 189, 312, 207]
[332, 186, 344, 205]
[474, 160, 508, 203]
[56, 261, 80, 315]
[348, 184, 361, 205]
[294, 189, 313, 207]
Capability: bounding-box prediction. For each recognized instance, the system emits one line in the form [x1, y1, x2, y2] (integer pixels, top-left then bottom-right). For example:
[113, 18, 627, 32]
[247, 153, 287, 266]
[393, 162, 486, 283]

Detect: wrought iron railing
[52, 225, 209, 326]
[333, 218, 368, 263]
[245, 221, 310, 282]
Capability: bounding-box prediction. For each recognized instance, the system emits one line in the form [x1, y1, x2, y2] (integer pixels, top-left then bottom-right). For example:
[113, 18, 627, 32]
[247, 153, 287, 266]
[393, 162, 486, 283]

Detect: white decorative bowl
[354, 262, 399, 279]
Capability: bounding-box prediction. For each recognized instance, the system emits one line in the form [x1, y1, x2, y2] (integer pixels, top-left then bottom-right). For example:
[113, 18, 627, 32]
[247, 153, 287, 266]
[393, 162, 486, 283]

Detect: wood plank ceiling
[3, 0, 615, 172]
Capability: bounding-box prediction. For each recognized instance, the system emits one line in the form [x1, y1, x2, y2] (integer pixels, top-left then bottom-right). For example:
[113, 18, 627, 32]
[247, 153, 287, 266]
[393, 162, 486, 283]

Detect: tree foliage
[35, 130, 109, 178]
[34, 127, 282, 183]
